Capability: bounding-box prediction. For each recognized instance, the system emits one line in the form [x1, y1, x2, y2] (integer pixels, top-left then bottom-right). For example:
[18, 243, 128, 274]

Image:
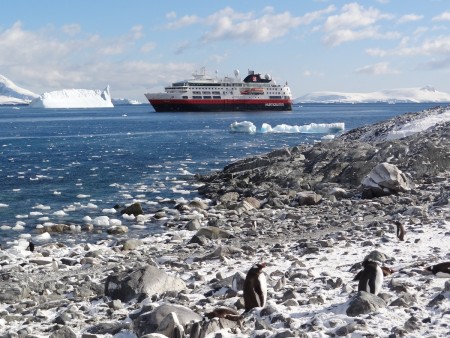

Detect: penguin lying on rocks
[355, 260, 384, 295]
[426, 262, 450, 277]
[243, 262, 267, 312]
[205, 307, 243, 322]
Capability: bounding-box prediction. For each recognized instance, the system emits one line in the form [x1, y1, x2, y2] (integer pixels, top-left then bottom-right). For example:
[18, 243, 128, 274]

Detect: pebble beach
[1, 105, 449, 338]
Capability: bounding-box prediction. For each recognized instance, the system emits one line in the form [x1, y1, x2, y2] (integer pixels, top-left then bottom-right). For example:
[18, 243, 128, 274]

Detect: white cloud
[165, 15, 199, 29]
[0, 21, 193, 100]
[163, 6, 335, 45]
[166, 11, 177, 20]
[202, 10, 303, 43]
[365, 47, 387, 57]
[62, 24, 81, 36]
[322, 3, 398, 46]
[354, 62, 399, 75]
[368, 35, 450, 57]
[397, 14, 423, 24]
[303, 70, 324, 77]
[140, 42, 156, 53]
[323, 3, 392, 31]
[432, 11, 450, 22]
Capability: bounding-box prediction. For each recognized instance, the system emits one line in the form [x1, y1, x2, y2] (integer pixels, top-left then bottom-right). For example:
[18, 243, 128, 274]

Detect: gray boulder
[190, 318, 240, 338]
[121, 202, 144, 216]
[195, 226, 233, 240]
[361, 162, 411, 198]
[121, 238, 144, 251]
[49, 326, 77, 338]
[346, 291, 386, 317]
[105, 265, 186, 302]
[133, 304, 201, 337]
[295, 191, 322, 206]
[0, 283, 30, 304]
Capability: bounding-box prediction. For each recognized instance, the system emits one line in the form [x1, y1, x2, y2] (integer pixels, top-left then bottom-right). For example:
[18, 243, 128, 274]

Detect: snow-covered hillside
[0, 75, 38, 105]
[295, 86, 450, 104]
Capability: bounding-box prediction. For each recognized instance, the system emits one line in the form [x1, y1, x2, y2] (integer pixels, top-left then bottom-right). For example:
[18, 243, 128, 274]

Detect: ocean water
[0, 103, 439, 246]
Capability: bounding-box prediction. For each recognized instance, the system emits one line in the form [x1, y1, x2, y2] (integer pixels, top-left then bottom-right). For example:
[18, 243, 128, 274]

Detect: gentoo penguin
[395, 220, 405, 241]
[426, 262, 450, 278]
[27, 241, 35, 252]
[354, 265, 394, 280]
[357, 260, 384, 295]
[243, 262, 267, 312]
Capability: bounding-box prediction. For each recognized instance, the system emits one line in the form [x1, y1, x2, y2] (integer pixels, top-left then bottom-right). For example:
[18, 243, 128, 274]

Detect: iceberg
[112, 98, 142, 105]
[230, 121, 345, 134]
[29, 85, 114, 108]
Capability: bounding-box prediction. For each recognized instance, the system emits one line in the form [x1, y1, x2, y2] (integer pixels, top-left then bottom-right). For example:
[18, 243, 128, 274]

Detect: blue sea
[0, 103, 440, 246]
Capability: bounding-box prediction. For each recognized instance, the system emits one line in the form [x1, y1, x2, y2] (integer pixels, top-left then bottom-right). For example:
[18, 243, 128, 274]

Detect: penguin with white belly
[243, 262, 267, 312]
[426, 262, 450, 278]
[357, 259, 384, 295]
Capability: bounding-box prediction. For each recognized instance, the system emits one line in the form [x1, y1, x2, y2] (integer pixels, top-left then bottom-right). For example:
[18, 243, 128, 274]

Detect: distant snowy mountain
[30, 86, 114, 108]
[295, 86, 450, 104]
[0, 74, 38, 105]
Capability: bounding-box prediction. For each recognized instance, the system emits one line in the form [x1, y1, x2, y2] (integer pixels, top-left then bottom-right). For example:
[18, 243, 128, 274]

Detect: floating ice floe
[53, 210, 67, 216]
[102, 208, 118, 214]
[230, 121, 345, 134]
[93, 216, 110, 226]
[34, 232, 51, 242]
[230, 121, 257, 133]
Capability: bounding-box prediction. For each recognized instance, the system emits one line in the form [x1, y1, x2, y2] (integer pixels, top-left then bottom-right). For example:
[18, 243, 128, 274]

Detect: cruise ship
[144, 68, 292, 112]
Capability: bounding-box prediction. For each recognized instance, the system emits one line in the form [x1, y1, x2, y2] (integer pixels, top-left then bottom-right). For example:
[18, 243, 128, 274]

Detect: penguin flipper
[253, 283, 265, 307]
[353, 270, 363, 281]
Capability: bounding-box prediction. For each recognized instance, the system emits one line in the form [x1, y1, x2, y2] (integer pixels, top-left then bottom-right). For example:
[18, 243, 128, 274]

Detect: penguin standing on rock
[426, 262, 450, 277]
[357, 259, 384, 295]
[394, 220, 405, 241]
[27, 241, 35, 252]
[243, 262, 267, 312]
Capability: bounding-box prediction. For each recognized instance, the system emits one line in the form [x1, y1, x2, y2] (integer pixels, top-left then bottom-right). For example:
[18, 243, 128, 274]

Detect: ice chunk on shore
[230, 121, 345, 134]
[261, 122, 344, 133]
[29, 85, 114, 108]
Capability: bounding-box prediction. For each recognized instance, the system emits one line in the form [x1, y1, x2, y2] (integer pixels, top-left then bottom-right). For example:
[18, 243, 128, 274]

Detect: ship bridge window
[212, 91, 220, 95]
[213, 96, 221, 99]
[193, 96, 202, 99]
[193, 91, 201, 94]
[202, 91, 211, 94]
[203, 96, 211, 99]
[182, 96, 188, 99]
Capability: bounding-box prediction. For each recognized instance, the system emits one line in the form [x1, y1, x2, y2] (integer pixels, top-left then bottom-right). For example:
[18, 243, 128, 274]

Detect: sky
[1, 0, 450, 101]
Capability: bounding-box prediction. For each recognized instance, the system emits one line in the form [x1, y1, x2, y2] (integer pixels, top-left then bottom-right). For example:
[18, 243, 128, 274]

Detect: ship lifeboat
[240, 88, 264, 95]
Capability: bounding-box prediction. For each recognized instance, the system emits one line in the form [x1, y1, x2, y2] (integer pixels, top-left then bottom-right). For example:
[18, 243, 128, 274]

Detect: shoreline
[1, 105, 449, 337]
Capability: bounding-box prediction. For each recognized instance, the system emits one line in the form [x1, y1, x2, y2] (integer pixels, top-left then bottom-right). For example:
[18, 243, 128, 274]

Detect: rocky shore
[1, 106, 449, 338]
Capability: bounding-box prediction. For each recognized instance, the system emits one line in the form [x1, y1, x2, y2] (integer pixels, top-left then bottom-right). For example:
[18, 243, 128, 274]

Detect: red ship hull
[148, 99, 292, 112]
